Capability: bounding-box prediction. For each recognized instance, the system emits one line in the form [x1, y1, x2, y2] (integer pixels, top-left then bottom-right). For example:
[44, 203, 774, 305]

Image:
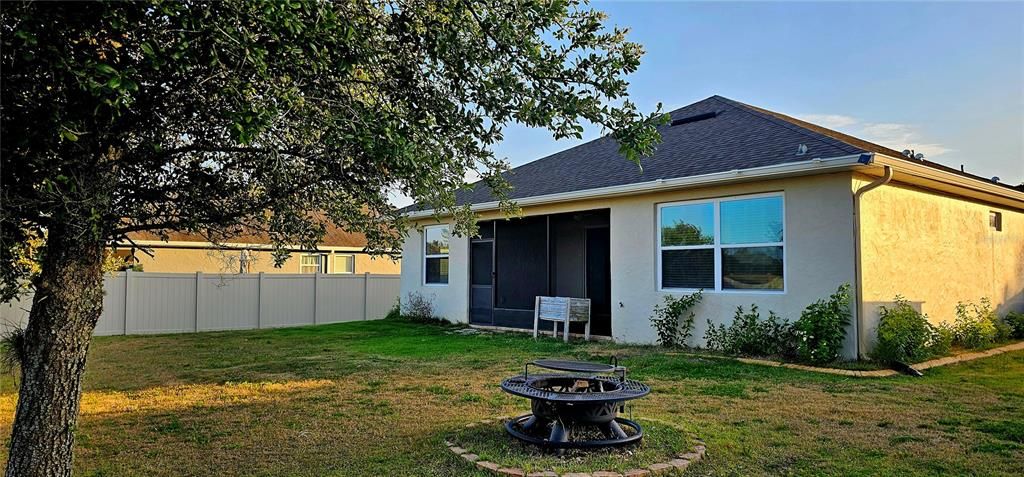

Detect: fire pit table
[500, 358, 650, 451]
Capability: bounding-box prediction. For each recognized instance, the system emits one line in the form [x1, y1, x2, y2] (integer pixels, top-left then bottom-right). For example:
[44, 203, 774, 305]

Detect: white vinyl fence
[0, 271, 400, 336]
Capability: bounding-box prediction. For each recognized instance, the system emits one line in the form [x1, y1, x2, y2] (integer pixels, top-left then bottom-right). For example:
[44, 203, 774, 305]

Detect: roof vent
[795, 144, 808, 156]
[670, 111, 718, 127]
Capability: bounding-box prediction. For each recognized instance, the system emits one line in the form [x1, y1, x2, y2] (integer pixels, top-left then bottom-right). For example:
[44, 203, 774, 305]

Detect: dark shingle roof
[405, 95, 1011, 211]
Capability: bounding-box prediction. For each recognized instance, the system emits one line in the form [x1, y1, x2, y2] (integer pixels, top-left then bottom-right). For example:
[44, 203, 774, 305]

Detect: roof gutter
[870, 153, 1024, 210]
[406, 153, 873, 219]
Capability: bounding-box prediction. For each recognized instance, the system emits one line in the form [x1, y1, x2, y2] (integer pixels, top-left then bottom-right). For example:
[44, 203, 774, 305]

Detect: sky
[491, 0, 1024, 187]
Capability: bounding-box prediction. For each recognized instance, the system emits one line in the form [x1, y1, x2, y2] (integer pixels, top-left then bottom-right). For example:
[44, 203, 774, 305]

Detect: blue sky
[494, 0, 1024, 185]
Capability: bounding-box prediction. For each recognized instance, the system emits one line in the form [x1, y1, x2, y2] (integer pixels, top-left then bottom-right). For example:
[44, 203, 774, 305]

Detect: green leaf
[95, 64, 117, 76]
[60, 130, 79, 142]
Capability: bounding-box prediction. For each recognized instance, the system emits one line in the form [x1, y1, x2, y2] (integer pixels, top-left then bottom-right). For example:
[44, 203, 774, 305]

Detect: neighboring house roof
[404, 95, 1016, 212]
[125, 225, 369, 249]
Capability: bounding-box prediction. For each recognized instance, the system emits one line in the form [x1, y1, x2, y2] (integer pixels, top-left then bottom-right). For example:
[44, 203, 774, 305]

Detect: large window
[658, 193, 784, 292]
[423, 225, 450, 285]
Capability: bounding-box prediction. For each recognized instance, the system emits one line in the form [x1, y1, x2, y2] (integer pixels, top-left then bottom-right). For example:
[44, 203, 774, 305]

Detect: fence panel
[366, 275, 401, 320]
[318, 275, 366, 323]
[259, 274, 316, 328]
[129, 273, 198, 334]
[0, 271, 400, 336]
[199, 274, 260, 331]
[95, 273, 127, 336]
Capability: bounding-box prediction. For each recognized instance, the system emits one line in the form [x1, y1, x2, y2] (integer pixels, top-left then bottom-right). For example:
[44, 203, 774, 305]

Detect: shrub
[1004, 312, 1024, 339]
[793, 284, 851, 365]
[930, 321, 954, 357]
[400, 292, 437, 323]
[703, 304, 796, 358]
[649, 291, 702, 348]
[953, 298, 999, 349]
[0, 327, 25, 377]
[872, 296, 935, 364]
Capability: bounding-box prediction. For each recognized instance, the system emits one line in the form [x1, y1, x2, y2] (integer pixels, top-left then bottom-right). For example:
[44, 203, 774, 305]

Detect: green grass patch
[452, 418, 692, 474]
[0, 319, 1021, 476]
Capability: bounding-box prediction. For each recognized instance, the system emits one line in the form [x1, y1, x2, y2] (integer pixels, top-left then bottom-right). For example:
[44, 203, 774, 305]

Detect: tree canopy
[1, 0, 665, 300]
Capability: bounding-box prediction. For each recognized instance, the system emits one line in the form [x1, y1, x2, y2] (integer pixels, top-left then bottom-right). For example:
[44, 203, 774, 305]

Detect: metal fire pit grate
[501, 374, 649, 402]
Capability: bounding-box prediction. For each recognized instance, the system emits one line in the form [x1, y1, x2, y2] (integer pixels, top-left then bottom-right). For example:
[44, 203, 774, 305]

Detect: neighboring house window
[424, 225, 450, 285]
[334, 254, 356, 274]
[299, 253, 327, 273]
[989, 211, 1002, 232]
[658, 193, 784, 292]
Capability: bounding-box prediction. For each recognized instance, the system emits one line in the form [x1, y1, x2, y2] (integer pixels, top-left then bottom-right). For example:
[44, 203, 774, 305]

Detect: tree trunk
[5, 225, 106, 477]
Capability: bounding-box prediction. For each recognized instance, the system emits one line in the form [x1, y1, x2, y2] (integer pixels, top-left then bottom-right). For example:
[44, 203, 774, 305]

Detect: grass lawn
[1, 319, 1022, 476]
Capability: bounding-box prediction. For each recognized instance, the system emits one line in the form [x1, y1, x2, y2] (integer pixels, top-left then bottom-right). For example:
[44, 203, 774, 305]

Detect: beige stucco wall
[127, 247, 400, 275]
[858, 176, 1024, 353]
[401, 172, 860, 358]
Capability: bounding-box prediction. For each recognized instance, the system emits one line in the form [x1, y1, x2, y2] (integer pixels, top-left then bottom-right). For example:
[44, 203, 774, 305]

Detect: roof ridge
[710, 96, 864, 155]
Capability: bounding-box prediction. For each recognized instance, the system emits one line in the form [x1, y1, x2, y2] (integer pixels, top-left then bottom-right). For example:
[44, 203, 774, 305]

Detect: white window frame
[422, 224, 450, 286]
[299, 253, 328, 274]
[333, 253, 356, 274]
[657, 192, 786, 294]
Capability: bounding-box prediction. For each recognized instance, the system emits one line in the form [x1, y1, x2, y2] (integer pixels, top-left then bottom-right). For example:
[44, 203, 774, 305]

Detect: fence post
[194, 271, 203, 332]
[123, 270, 133, 335]
[363, 272, 370, 320]
[313, 272, 319, 325]
[257, 272, 264, 329]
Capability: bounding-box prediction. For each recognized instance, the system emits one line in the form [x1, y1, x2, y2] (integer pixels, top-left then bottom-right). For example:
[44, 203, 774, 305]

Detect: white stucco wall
[608, 173, 858, 357]
[399, 227, 470, 323]
[400, 172, 859, 358]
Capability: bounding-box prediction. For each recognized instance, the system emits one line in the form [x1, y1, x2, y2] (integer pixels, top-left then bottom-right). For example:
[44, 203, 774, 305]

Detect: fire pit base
[505, 413, 644, 449]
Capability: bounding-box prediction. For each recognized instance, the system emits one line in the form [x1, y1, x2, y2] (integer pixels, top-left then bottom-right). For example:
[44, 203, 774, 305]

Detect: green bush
[793, 284, 851, 365]
[703, 304, 796, 358]
[1004, 312, 1024, 339]
[930, 322, 954, 357]
[649, 291, 702, 348]
[872, 296, 935, 364]
[953, 298, 999, 349]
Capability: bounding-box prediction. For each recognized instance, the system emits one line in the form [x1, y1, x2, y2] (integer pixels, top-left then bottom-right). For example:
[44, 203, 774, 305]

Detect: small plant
[0, 327, 26, 380]
[1004, 311, 1024, 339]
[930, 321, 954, 357]
[400, 291, 437, 323]
[793, 284, 851, 365]
[952, 298, 999, 349]
[872, 296, 935, 364]
[649, 291, 702, 348]
[384, 298, 402, 321]
[703, 304, 796, 358]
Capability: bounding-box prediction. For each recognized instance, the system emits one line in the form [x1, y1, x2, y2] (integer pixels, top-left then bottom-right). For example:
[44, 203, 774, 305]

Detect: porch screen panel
[494, 217, 547, 309]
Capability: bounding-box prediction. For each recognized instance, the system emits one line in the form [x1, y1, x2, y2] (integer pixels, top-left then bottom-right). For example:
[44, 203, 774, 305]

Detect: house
[399, 95, 1024, 358]
[115, 226, 401, 275]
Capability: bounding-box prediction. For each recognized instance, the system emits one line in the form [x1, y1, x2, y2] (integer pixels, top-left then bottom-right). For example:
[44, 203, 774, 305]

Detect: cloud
[799, 114, 859, 129]
[796, 114, 952, 159]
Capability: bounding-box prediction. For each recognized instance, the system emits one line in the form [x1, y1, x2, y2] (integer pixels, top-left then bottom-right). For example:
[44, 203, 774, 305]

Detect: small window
[989, 211, 1002, 232]
[334, 254, 355, 274]
[658, 193, 785, 292]
[424, 225, 450, 285]
[299, 253, 327, 274]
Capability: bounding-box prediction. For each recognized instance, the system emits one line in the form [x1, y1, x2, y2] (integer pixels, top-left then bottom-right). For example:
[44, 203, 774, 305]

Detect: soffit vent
[670, 111, 718, 127]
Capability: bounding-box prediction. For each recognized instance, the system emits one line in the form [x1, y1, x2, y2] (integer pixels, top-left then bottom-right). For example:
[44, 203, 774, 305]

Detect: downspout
[853, 163, 893, 358]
